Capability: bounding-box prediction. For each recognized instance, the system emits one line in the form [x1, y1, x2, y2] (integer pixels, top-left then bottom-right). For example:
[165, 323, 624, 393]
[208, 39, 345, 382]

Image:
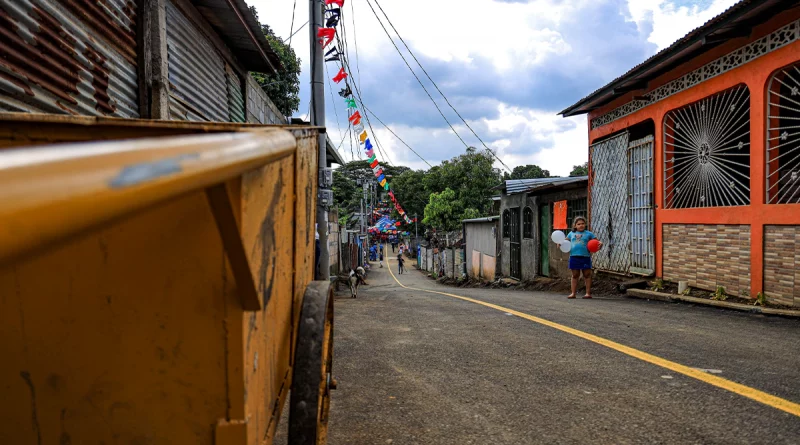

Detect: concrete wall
[464, 220, 498, 280]
[500, 186, 588, 281]
[246, 75, 287, 125]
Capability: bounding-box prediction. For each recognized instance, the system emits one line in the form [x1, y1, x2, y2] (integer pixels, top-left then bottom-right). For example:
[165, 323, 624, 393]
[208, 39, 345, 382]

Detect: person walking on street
[397, 253, 405, 274]
[566, 216, 602, 299]
[379, 247, 384, 268]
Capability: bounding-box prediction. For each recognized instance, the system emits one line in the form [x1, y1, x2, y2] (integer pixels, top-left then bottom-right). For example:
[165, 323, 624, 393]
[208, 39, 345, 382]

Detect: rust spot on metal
[82, 44, 115, 113]
[62, 0, 137, 62]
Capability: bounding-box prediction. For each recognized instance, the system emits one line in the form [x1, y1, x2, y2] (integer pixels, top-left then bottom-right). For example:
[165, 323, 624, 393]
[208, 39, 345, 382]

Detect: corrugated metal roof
[560, 0, 789, 116]
[193, 0, 282, 74]
[503, 176, 587, 195]
[462, 216, 500, 223]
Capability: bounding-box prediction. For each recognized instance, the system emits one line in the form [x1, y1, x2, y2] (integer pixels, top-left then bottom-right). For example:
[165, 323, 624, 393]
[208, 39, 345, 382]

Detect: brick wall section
[663, 224, 751, 297]
[764, 225, 800, 307]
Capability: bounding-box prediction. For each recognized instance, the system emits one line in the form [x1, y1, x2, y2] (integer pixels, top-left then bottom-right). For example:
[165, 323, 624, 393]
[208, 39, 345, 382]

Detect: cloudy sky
[247, 0, 739, 176]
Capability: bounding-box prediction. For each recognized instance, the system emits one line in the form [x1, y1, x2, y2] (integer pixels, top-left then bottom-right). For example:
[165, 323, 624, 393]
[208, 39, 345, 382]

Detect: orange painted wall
[586, 13, 800, 297]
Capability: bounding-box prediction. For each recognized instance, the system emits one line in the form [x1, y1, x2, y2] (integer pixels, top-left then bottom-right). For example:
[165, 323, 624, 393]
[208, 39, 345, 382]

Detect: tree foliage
[503, 164, 550, 180]
[423, 188, 467, 232]
[249, 7, 301, 116]
[570, 162, 589, 177]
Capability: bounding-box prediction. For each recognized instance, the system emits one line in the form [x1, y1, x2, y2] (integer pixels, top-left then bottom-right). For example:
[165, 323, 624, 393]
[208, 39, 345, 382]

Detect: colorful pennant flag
[325, 0, 345, 6]
[324, 46, 341, 62]
[317, 28, 335, 47]
[338, 85, 352, 97]
[333, 67, 348, 83]
[359, 131, 368, 143]
[325, 8, 341, 27]
[348, 110, 362, 125]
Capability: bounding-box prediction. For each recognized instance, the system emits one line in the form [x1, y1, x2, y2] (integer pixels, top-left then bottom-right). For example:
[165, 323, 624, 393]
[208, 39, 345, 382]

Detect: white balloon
[551, 230, 566, 244]
[559, 240, 572, 253]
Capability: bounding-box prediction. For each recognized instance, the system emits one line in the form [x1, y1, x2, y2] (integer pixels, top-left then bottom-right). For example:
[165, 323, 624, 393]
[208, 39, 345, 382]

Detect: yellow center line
[383, 248, 800, 418]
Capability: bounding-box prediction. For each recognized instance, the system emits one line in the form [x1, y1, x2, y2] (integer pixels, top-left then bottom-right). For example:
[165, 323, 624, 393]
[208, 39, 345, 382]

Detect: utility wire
[361, 103, 433, 168]
[363, 0, 469, 151]
[283, 20, 308, 43]
[335, 22, 393, 166]
[324, 62, 347, 161]
[350, 0, 362, 94]
[369, 0, 512, 172]
[288, 0, 297, 46]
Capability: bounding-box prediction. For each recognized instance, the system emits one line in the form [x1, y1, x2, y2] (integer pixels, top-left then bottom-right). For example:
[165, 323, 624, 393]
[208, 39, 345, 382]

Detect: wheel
[289, 280, 335, 444]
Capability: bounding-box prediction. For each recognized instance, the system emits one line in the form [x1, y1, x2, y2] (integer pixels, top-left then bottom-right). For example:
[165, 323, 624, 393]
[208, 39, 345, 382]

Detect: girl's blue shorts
[569, 256, 592, 270]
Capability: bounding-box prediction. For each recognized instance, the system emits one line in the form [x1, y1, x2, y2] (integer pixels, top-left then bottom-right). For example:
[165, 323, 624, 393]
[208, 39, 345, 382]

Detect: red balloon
[587, 239, 601, 253]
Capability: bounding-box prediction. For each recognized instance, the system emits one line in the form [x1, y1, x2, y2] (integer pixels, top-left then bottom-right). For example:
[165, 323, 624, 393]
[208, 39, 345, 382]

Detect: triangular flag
[359, 131, 368, 143]
[325, 8, 341, 27]
[338, 85, 352, 97]
[325, 0, 344, 6]
[348, 111, 361, 125]
[324, 46, 340, 62]
[317, 27, 335, 48]
[332, 67, 347, 83]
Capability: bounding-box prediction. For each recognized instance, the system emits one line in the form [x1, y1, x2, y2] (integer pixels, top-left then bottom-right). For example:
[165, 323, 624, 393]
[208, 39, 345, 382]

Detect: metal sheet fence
[590, 132, 631, 273]
[166, 0, 227, 122]
[0, 0, 139, 117]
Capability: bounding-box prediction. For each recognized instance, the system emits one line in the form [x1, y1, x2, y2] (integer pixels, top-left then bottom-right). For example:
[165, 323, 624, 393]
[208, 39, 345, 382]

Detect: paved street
[309, 255, 800, 445]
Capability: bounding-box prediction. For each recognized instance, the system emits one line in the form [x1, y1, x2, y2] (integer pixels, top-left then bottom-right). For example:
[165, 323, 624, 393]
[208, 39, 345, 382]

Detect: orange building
[561, 1, 800, 307]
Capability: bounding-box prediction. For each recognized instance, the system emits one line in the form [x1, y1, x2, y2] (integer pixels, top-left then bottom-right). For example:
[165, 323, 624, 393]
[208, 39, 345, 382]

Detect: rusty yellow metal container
[0, 115, 333, 444]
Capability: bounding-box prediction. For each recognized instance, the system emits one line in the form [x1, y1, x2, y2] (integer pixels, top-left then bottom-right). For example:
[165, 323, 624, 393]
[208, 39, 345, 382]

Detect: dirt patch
[421, 269, 626, 297]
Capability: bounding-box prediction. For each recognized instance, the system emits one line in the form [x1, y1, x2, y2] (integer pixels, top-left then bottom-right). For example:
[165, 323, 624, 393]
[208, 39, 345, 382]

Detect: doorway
[539, 204, 550, 277]
[509, 207, 521, 280]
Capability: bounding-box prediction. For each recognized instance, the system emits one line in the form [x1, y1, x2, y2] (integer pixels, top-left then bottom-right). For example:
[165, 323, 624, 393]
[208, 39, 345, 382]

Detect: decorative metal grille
[566, 197, 587, 228]
[502, 210, 510, 238]
[767, 61, 800, 204]
[629, 136, 655, 275]
[591, 19, 800, 129]
[663, 85, 751, 209]
[523, 207, 533, 239]
[590, 132, 631, 273]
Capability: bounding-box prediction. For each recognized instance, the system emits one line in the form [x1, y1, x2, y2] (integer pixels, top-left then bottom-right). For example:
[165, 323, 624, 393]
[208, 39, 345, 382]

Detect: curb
[625, 289, 800, 319]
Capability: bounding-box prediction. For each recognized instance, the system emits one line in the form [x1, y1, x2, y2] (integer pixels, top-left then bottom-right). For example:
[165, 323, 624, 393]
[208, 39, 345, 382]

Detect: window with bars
[523, 207, 533, 238]
[767, 61, 800, 204]
[567, 198, 588, 229]
[663, 84, 751, 208]
[502, 209, 510, 238]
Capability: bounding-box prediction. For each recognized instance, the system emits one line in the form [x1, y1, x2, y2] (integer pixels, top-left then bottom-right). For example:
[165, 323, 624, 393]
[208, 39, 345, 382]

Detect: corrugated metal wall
[165, 0, 227, 122]
[0, 0, 139, 117]
[226, 64, 244, 122]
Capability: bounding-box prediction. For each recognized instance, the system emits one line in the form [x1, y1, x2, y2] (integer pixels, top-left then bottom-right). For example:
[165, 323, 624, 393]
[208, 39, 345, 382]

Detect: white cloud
[247, 0, 733, 174]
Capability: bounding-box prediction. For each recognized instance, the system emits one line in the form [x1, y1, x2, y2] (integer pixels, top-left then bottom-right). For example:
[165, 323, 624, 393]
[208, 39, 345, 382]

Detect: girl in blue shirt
[566, 216, 602, 299]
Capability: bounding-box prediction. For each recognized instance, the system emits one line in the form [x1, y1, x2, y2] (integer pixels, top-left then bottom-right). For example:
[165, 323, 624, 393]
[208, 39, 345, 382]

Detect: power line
[287, 0, 297, 46]
[283, 20, 307, 43]
[360, 103, 433, 168]
[350, 0, 362, 94]
[335, 21, 393, 166]
[324, 62, 347, 161]
[363, 0, 469, 152]
[368, 0, 513, 173]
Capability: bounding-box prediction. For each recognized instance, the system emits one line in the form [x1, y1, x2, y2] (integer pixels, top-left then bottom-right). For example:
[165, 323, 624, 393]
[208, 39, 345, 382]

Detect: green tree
[423, 188, 465, 232]
[503, 164, 550, 180]
[424, 147, 501, 216]
[391, 169, 429, 224]
[570, 162, 589, 177]
[249, 7, 301, 116]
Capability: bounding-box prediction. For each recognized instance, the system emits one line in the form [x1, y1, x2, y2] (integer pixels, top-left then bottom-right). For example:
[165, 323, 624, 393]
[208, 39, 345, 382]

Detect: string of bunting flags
[317, 0, 416, 226]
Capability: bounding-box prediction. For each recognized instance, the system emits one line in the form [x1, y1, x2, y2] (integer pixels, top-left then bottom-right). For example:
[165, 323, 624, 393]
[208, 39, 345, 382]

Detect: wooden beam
[206, 183, 262, 311]
[702, 28, 751, 45]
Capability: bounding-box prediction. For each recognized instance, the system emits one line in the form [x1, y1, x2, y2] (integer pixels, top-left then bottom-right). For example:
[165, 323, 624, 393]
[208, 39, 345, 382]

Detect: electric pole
[311, 0, 329, 280]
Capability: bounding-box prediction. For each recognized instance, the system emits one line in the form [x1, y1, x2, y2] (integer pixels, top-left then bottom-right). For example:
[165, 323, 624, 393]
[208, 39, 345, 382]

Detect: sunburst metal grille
[663, 85, 751, 209]
[767, 62, 800, 204]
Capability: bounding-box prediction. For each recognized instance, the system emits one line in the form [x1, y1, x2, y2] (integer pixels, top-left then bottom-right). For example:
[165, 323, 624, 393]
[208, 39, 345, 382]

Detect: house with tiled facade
[560, 0, 800, 307]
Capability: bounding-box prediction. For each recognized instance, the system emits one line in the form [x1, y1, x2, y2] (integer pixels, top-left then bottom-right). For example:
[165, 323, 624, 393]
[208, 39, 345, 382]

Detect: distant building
[492, 177, 588, 281]
[561, 1, 800, 306]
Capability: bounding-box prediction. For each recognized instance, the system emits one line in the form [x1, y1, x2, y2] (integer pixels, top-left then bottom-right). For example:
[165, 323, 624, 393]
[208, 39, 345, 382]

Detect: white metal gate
[628, 136, 655, 275]
[590, 132, 630, 273]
